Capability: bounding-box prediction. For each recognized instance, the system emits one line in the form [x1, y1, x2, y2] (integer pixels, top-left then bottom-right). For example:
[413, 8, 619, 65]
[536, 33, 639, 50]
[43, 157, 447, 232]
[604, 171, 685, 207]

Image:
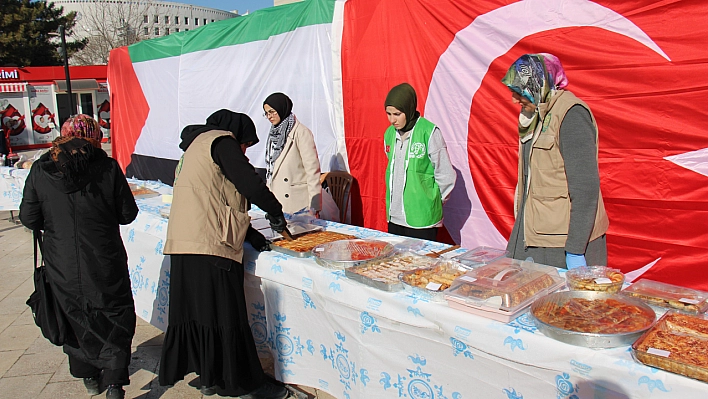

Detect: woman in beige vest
[502, 54, 609, 269]
[160, 110, 288, 399]
[263, 92, 322, 215]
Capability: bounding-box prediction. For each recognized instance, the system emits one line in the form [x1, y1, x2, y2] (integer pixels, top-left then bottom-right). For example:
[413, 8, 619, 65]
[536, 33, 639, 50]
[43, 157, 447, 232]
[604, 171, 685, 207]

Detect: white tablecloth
[0, 166, 29, 211]
[120, 181, 708, 399]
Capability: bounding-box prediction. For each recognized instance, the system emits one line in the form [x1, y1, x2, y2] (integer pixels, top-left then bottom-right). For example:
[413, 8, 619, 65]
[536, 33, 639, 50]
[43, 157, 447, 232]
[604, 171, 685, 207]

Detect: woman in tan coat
[263, 92, 322, 215]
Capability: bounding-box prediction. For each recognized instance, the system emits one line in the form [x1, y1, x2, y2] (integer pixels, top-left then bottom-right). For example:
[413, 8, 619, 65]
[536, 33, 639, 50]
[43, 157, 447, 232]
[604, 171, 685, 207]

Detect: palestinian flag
[109, 0, 708, 290]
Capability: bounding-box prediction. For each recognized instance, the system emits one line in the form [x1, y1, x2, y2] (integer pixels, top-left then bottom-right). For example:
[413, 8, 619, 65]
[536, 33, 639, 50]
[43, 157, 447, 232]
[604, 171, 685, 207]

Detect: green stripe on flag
[128, 0, 335, 63]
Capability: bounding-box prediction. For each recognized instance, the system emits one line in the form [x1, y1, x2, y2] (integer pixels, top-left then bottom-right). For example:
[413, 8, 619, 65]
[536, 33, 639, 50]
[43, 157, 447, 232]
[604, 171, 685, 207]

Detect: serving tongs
[425, 245, 461, 258]
[279, 226, 295, 241]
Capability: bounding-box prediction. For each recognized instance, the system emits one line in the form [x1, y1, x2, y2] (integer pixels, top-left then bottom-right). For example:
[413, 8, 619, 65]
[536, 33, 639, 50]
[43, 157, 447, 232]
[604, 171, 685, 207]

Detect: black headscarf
[263, 92, 293, 123]
[179, 109, 258, 150]
[384, 83, 420, 132]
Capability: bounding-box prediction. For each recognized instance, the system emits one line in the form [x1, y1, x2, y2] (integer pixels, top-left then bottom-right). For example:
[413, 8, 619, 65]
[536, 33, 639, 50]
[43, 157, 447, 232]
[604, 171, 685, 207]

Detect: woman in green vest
[383, 83, 456, 241]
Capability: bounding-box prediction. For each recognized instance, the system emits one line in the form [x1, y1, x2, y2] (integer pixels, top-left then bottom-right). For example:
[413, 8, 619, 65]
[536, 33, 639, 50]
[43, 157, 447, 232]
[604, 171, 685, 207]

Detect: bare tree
[70, 0, 154, 65]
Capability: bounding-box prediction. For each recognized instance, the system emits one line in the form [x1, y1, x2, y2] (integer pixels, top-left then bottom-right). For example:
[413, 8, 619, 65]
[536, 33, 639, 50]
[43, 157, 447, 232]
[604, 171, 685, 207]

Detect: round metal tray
[530, 291, 656, 348]
[313, 239, 395, 270]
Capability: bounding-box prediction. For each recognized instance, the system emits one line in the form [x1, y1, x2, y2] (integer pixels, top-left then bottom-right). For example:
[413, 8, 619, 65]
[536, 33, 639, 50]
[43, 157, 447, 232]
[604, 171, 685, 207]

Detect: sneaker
[200, 385, 217, 396]
[83, 376, 100, 395]
[105, 384, 125, 399]
[242, 381, 288, 399]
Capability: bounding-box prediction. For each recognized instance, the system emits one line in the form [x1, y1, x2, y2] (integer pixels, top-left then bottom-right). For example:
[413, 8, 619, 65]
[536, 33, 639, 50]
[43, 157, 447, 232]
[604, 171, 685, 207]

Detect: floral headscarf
[501, 53, 568, 139]
[60, 114, 103, 147]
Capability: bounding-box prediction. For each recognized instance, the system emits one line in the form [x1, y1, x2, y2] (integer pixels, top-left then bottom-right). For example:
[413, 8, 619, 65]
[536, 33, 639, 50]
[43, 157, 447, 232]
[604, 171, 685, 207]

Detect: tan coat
[164, 130, 250, 263]
[268, 120, 322, 214]
[515, 91, 609, 248]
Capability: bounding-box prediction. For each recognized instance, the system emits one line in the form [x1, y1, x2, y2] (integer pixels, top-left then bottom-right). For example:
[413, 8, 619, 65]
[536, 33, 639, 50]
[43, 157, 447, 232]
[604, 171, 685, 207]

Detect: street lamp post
[58, 25, 76, 115]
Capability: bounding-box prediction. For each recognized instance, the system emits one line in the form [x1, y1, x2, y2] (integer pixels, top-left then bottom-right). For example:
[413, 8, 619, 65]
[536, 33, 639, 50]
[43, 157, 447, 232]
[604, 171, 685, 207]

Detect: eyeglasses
[263, 110, 278, 118]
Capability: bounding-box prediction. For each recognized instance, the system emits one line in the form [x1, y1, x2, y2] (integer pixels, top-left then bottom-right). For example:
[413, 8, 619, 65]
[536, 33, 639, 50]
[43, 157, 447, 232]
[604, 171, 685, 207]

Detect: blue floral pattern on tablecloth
[380, 354, 462, 398]
[320, 331, 367, 399]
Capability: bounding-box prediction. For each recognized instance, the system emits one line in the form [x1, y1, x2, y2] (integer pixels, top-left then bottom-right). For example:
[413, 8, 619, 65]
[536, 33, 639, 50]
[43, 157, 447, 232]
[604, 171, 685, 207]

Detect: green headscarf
[384, 83, 420, 132]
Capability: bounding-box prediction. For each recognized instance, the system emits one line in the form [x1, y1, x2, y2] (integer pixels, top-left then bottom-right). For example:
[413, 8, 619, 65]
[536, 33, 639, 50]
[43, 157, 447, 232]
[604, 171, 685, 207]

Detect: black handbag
[25, 230, 72, 346]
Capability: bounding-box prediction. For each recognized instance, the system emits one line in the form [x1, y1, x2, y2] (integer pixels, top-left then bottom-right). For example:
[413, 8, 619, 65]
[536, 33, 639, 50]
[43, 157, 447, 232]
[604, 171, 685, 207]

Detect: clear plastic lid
[452, 246, 508, 267]
[565, 266, 625, 293]
[446, 258, 562, 312]
[312, 239, 394, 268]
[622, 279, 708, 314]
[345, 252, 437, 285]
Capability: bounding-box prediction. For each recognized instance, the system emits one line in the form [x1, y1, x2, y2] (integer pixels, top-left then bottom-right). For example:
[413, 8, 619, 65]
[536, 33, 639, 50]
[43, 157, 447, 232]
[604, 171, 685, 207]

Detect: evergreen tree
[0, 0, 86, 66]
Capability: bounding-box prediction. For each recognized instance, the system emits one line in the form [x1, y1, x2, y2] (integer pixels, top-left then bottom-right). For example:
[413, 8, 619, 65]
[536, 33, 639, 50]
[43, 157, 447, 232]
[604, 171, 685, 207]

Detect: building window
[175, 28, 180, 33]
[164, 16, 169, 24]
[154, 27, 159, 35]
[211, 19, 215, 23]
[174, 16, 179, 24]
[194, 18, 199, 26]
[203, 18, 207, 25]
[184, 17, 189, 25]
[185, 28, 189, 31]
[143, 27, 148, 35]
[154, 15, 159, 24]
[143, 15, 148, 23]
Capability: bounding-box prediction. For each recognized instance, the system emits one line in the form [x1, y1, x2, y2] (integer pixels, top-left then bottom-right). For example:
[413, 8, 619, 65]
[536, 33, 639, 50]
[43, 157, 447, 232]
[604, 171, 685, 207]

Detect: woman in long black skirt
[159, 110, 288, 399]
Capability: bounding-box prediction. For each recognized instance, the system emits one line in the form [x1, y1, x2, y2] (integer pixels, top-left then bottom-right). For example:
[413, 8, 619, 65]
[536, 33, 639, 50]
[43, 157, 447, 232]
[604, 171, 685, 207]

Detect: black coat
[20, 144, 139, 370]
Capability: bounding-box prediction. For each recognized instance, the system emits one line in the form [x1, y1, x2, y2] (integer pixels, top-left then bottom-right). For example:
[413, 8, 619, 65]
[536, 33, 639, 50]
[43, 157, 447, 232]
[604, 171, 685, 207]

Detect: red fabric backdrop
[341, 0, 708, 289]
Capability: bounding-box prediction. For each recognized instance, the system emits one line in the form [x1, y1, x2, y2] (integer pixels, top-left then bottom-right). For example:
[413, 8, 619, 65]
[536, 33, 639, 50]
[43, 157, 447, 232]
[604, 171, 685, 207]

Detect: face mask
[518, 109, 536, 127]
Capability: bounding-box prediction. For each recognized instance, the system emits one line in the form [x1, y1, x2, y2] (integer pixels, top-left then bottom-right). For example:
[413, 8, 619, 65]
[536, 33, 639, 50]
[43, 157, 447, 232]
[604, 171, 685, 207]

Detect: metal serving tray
[632, 311, 708, 382]
[530, 291, 655, 348]
[344, 253, 437, 292]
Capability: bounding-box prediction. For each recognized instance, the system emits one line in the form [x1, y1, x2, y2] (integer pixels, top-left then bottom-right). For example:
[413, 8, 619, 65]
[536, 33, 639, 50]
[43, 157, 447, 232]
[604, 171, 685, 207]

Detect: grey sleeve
[427, 127, 456, 202]
[559, 105, 600, 254]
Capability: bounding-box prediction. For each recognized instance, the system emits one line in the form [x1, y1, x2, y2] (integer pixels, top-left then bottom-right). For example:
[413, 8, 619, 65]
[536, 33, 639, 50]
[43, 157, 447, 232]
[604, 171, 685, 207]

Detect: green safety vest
[384, 117, 443, 228]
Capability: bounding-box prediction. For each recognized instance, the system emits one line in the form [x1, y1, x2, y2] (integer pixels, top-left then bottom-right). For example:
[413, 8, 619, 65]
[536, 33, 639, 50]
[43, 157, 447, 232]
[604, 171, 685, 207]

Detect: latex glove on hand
[245, 226, 270, 252]
[265, 212, 288, 233]
[565, 252, 587, 270]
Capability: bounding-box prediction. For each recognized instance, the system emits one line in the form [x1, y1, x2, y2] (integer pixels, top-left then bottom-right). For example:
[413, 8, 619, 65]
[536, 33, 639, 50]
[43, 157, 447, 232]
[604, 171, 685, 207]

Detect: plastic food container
[399, 259, 470, 302]
[270, 230, 355, 258]
[621, 279, 708, 314]
[530, 291, 655, 348]
[451, 246, 508, 268]
[565, 266, 625, 293]
[345, 253, 437, 292]
[312, 239, 395, 270]
[129, 183, 161, 199]
[632, 311, 708, 382]
[444, 258, 564, 323]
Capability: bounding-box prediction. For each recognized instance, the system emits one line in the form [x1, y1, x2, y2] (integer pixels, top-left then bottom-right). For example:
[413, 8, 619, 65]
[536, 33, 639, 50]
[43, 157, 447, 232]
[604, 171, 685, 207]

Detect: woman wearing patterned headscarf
[502, 54, 609, 269]
[383, 83, 456, 240]
[20, 115, 138, 399]
[263, 92, 322, 215]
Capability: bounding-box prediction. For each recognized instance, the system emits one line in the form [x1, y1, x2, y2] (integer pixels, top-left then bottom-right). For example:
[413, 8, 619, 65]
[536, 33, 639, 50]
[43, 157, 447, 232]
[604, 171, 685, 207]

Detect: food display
[271, 231, 357, 257]
[530, 291, 655, 348]
[633, 312, 708, 382]
[129, 183, 160, 199]
[345, 253, 438, 291]
[312, 239, 395, 270]
[444, 258, 564, 322]
[451, 246, 508, 268]
[621, 279, 708, 314]
[399, 260, 469, 301]
[565, 266, 625, 293]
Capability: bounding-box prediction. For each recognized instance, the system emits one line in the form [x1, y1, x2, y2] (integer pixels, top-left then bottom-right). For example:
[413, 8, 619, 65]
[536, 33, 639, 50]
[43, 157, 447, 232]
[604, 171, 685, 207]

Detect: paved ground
[0, 143, 336, 398]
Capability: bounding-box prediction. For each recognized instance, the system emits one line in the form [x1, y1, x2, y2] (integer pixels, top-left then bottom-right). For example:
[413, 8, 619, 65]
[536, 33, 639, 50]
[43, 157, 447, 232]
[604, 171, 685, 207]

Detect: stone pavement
[0, 145, 337, 398]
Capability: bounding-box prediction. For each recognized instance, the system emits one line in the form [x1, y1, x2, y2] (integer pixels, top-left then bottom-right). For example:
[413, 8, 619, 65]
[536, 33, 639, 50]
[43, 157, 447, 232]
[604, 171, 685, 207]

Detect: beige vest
[164, 130, 250, 263]
[515, 91, 609, 248]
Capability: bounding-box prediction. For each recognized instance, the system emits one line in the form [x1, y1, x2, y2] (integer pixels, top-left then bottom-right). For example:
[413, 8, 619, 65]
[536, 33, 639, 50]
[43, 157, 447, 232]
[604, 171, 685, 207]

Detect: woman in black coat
[20, 115, 138, 399]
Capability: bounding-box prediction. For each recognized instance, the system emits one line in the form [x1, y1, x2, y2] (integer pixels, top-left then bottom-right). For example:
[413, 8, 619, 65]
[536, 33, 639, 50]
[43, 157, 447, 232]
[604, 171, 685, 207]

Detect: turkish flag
[342, 0, 708, 289]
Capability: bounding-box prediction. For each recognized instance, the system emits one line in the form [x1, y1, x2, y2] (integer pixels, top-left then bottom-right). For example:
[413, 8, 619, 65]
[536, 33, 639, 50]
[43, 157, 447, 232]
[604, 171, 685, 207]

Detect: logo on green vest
[542, 112, 552, 132]
[409, 142, 426, 159]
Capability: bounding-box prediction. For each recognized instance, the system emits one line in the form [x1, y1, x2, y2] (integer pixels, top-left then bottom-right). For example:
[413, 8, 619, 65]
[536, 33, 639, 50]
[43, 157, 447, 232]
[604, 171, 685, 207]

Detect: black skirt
[159, 254, 265, 394]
